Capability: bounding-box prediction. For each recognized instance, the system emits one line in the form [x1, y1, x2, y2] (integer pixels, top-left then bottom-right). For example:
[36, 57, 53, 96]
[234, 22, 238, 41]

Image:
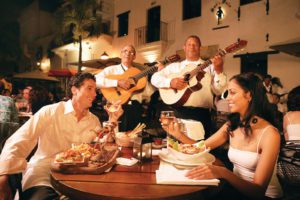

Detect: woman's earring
[252, 118, 258, 124]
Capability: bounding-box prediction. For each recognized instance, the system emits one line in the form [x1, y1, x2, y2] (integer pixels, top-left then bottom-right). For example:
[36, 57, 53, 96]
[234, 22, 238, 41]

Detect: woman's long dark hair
[227, 73, 277, 136]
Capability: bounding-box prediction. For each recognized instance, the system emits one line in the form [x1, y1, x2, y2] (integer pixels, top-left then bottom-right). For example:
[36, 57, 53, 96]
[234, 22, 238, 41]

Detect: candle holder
[133, 129, 152, 162]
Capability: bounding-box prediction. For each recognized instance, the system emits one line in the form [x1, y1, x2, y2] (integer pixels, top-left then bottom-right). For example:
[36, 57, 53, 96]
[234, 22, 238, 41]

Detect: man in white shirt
[95, 45, 144, 131]
[151, 35, 227, 136]
[0, 73, 122, 200]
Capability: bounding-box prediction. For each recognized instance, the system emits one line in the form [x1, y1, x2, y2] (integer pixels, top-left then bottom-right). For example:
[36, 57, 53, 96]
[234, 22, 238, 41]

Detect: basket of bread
[115, 123, 146, 147]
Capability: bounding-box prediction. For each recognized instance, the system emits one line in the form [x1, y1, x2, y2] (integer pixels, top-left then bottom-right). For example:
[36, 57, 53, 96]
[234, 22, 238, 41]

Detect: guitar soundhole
[115, 88, 121, 96]
[184, 74, 190, 82]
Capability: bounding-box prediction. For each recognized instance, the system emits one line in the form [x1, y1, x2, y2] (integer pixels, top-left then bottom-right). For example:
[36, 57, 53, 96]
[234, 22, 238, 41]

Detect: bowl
[167, 142, 210, 162]
[115, 132, 136, 147]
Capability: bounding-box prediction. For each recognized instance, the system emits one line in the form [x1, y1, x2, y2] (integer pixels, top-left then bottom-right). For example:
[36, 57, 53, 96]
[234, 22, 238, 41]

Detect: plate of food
[54, 143, 94, 166]
[158, 148, 215, 166]
[52, 143, 119, 174]
[167, 138, 210, 162]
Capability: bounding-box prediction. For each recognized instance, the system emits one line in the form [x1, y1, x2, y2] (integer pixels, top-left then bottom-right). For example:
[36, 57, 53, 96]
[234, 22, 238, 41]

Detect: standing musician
[95, 45, 146, 132]
[151, 35, 227, 137]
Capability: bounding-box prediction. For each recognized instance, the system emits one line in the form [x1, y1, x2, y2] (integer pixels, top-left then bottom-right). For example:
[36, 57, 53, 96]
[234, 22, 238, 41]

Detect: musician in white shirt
[95, 45, 146, 131]
[151, 35, 226, 136]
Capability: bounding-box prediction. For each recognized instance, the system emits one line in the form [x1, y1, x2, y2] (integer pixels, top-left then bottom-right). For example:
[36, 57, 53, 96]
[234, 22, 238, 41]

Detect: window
[240, 0, 261, 6]
[147, 6, 161, 43]
[117, 11, 129, 37]
[183, 0, 201, 20]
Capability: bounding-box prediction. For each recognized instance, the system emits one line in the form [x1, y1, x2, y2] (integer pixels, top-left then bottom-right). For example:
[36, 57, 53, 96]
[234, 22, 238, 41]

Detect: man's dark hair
[67, 72, 96, 98]
[264, 74, 272, 80]
[287, 86, 300, 111]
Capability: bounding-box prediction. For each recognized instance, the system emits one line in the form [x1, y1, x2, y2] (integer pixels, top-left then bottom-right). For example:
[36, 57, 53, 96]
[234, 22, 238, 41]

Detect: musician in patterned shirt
[151, 35, 226, 137]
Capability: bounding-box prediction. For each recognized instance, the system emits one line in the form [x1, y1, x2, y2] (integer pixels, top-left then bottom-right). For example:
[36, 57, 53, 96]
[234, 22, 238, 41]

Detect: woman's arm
[164, 121, 229, 149]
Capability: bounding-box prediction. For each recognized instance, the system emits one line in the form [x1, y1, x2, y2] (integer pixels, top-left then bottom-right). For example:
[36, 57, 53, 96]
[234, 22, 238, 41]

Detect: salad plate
[158, 148, 215, 166]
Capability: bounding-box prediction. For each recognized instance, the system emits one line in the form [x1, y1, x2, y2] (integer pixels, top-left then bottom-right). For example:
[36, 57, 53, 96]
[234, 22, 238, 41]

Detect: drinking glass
[105, 101, 120, 113]
[160, 111, 175, 141]
[160, 111, 175, 126]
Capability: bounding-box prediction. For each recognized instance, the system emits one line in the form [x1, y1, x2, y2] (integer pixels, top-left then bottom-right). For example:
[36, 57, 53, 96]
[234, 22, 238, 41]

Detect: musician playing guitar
[151, 35, 227, 137]
[95, 45, 151, 132]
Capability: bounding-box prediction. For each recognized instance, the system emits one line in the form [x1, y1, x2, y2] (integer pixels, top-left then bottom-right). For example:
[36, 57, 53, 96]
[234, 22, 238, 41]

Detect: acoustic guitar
[159, 40, 248, 106]
[100, 54, 180, 104]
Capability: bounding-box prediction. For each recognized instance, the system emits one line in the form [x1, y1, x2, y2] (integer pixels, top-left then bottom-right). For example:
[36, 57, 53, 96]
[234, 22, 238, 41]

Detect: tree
[54, 0, 102, 72]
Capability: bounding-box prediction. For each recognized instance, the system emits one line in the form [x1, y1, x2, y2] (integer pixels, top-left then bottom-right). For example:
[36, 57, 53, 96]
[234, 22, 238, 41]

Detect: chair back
[0, 122, 20, 153]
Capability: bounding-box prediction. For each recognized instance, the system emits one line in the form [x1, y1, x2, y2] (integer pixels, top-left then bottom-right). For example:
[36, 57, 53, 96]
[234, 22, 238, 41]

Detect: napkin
[116, 157, 138, 166]
[156, 161, 219, 186]
[181, 119, 205, 140]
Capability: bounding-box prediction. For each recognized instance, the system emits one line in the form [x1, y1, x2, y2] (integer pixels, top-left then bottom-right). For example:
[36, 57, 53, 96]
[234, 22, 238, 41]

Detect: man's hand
[105, 100, 124, 123]
[170, 78, 188, 90]
[211, 55, 224, 74]
[155, 61, 165, 71]
[117, 79, 131, 90]
[0, 175, 13, 200]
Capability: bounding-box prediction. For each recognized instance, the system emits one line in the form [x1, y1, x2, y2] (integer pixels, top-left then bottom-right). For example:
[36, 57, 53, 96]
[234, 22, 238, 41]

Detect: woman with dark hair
[29, 86, 51, 114]
[164, 73, 283, 199]
[283, 85, 300, 141]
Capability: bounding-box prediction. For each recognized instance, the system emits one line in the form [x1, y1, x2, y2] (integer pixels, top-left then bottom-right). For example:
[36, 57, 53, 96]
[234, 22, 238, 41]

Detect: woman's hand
[161, 120, 182, 140]
[185, 164, 225, 180]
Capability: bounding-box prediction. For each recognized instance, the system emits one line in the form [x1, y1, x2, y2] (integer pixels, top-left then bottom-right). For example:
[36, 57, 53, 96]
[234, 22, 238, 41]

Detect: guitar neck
[190, 49, 226, 76]
[132, 58, 170, 81]
[133, 66, 159, 80]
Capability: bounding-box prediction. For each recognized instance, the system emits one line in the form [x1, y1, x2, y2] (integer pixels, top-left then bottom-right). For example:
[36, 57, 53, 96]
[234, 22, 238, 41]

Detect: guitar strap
[120, 64, 127, 72]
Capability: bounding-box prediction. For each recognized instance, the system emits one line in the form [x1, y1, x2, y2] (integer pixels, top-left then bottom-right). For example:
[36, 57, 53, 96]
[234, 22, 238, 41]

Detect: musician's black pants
[172, 106, 212, 138]
[119, 100, 143, 132]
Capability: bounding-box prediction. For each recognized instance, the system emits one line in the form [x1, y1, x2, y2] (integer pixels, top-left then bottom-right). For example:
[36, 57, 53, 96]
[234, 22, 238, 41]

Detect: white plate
[158, 148, 215, 166]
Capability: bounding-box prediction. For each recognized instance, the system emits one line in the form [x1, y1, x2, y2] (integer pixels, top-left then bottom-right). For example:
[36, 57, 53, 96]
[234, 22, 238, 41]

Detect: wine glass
[160, 111, 175, 142]
[105, 101, 121, 113]
[160, 111, 175, 126]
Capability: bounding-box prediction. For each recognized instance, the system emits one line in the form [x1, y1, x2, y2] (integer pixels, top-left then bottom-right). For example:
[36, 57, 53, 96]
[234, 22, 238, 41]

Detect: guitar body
[159, 65, 202, 106]
[158, 40, 248, 106]
[100, 67, 147, 104]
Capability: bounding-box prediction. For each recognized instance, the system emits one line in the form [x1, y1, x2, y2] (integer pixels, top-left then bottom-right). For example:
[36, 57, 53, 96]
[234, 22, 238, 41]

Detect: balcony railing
[134, 21, 168, 47]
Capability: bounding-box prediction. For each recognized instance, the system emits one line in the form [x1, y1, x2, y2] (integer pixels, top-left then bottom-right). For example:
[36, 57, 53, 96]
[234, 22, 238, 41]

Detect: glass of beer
[160, 111, 175, 126]
[160, 111, 175, 142]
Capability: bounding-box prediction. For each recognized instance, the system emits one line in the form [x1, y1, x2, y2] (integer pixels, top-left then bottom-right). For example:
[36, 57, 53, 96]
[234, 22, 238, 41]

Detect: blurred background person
[271, 77, 288, 114]
[283, 85, 300, 142]
[29, 86, 51, 114]
[263, 74, 273, 103]
[0, 81, 18, 123]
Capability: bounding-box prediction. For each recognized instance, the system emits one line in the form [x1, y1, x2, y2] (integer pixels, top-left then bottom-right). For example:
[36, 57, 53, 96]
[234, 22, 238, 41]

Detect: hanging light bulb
[100, 51, 109, 60]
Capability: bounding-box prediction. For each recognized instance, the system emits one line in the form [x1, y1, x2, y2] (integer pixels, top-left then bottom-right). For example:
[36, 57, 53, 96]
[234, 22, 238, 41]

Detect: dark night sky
[0, 0, 61, 76]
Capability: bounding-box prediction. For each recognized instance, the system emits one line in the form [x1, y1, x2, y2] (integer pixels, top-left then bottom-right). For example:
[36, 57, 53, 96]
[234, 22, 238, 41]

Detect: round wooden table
[50, 148, 222, 200]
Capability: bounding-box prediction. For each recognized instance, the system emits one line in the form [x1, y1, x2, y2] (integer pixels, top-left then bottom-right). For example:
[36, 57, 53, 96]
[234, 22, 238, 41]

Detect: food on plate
[167, 138, 206, 155]
[54, 143, 100, 164]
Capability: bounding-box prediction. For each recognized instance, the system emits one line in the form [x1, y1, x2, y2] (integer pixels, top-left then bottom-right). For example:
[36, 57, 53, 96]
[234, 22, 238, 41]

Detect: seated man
[0, 73, 123, 200]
